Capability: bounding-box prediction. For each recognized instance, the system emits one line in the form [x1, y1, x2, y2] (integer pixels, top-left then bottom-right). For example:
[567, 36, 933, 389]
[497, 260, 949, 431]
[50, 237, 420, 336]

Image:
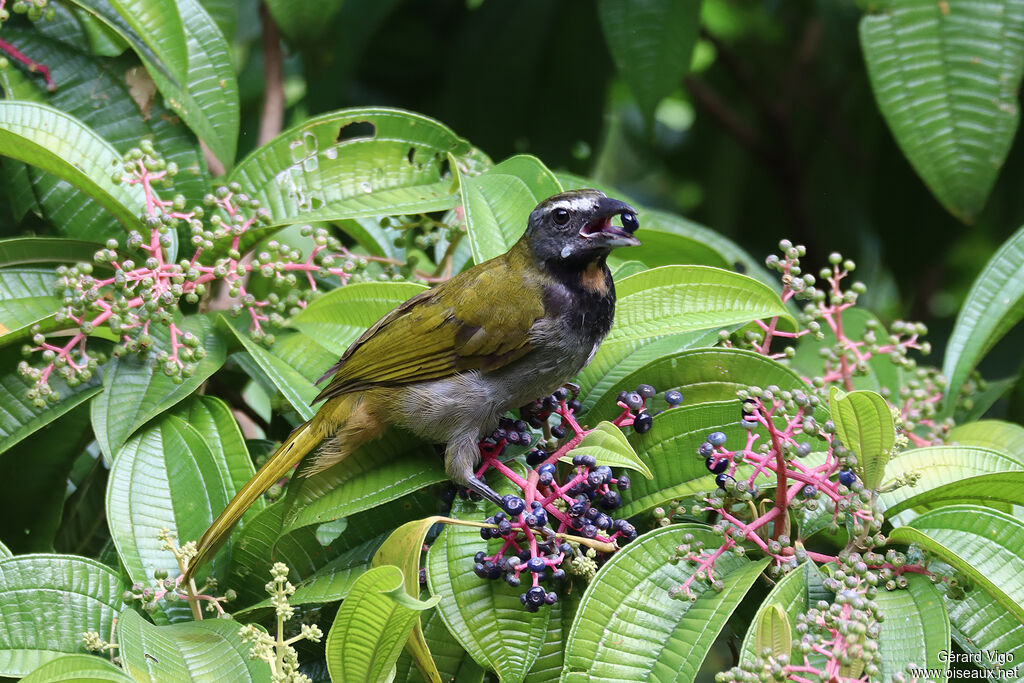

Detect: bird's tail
[183, 412, 328, 585]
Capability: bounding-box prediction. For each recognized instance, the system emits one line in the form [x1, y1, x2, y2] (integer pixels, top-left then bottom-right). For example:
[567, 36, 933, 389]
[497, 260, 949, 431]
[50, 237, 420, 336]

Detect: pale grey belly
[391, 339, 598, 444]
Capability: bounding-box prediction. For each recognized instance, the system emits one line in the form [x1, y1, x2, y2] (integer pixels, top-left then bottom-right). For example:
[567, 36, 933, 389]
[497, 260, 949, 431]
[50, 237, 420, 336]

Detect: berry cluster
[461, 384, 681, 610]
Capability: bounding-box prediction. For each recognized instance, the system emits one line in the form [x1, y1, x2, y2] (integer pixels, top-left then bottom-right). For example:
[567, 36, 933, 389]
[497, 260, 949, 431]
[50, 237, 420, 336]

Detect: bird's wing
[313, 254, 545, 402]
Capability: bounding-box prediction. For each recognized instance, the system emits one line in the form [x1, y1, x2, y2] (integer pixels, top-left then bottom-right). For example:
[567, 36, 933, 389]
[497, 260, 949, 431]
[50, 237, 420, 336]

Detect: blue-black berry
[634, 412, 654, 433]
[527, 557, 546, 573]
[636, 384, 656, 398]
[708, 431, 728, 446]
[715, 473, 734, 489]
[706, 456, 728, 474]
[801, 484, 818, 499]
[502, 495, 526, 516]
[623, 391, 644, 410]
[616, 473, 631, 490]
[838, 469, 857, 486]
[551, 425, 566, 439]
[665, 390, 683, 406]
[600, 490, 622, 510]
[698, 441, 714, 458]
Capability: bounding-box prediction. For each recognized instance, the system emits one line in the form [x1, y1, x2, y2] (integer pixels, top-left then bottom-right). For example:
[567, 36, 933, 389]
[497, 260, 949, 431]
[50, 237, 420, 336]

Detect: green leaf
[943, 223, 1024, 404]
[579, 266, 792, 401]
[874, 573, 950, 678]
[142, 0, 239, 168]
[828, 387, 894, 489]
[229, 108, 472, 239]
[393, 605, 486, 683]
[560, 421, 652, 479]
[0, 540, 9, 559]
[282, 429, 447, 536]
[0, 404, 91, 553]
[0, 101, 146, 234]
[949, 419, 1024, 459]
[860, 0, 1024, 221]
[226, 325, 323, 421]
[585, 347, 809, 418]
[754, 604, 792, 660]
[325, 565, 438, 683]
[0, 27, 208, 237]
[597, 0, 702, 129]
[290, 281, 427, 356]
[265, 0, 346, 43]
[612, 229, 730, 271]
[68, 0, 188, 83]
[90, 314, 226, 460]
[106, 400, 258, 619]
[879, 445, 1024, 516]
[562, 524, 769, 681]
[523, 584, 581, 683]
[945, 573, 1024, 677]
[619, 401, 746, 517]
[234, 535, 381, 617]
[738, 562, 829, 670]
[20, 654, 136, 683]
[0, 267, 58, 345]
[0, 238, 103, 267]
[0, 554, 125, 677]
[117, 610, 271, 682]
[460, 155, 562, 264]
[427, 494, 551, 683]
[889, 505, 1024, 624]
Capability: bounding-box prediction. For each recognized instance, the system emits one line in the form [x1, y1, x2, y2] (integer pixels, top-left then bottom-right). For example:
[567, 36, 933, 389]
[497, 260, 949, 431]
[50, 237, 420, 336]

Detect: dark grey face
[524, 189, 640, 264]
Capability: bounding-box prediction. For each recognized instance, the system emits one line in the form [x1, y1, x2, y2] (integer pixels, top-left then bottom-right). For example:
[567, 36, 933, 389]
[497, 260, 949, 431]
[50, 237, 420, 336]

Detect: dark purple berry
[519, 431, 532, 445]
[538, 463, 556, 476]
[473, 562, 488, 578]
[505, 573, 520, 587]
[706, 456, 728, 474]
[497, 520, 512, 535]
[595, 513, 612, 530]
[618, 521, 637, 540]
[616, 473, 631, 491]
[553, 387, 569, 401]
[587, 471, 604, 487]
[493, 428, 507, 441]
[585, 506, 601, 521]
[715, 473, 734, 489]
[528, 416, 545, 428]
[567, 399, 582, 412]
[581, 524, 597, 538]
[538, 472, 554, 486]
[581, 454, 597, 468]
[616, 390, 629, 404]
[551, 425, 566, 439]
[571, 454, 585, 466]
[569, 516, 584, 530]
[559, 542, 573, 555]
[802, 484, 818, 499]
[665, 390, 683, 406]
[708, 431, 727, 446]
[474, 551, 486, 563]
[506, 431, 521, 445]
[552, 569, 566, 580]
[502, 495, 526, 516]
[527, 586, 546, 605]
[533, 509, 548, 527]
[636, 383, 656, 398]
[569, 500, 587, 517]
[527, 557, 546, 573]
[526, 449, 547, 466]
[838, 469, 857, 486]
[594, 465, 613, 482]
[623, 391, 644, 410]
[634, 412, 654, 433]
[544, 591, 558, 605]
[698, 442, 714, 457]
[600, 490, 622, 510]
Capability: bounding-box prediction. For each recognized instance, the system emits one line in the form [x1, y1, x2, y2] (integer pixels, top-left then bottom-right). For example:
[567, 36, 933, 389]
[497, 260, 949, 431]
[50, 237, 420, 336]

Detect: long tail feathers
[183, 414, 326, 584]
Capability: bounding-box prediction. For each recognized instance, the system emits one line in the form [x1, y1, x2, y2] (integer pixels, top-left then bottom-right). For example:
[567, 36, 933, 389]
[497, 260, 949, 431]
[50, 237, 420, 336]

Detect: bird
[183, 189, 639, 582]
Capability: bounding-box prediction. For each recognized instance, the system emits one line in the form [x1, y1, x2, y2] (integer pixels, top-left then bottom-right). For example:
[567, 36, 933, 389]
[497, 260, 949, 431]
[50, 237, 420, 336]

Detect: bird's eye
[552, 208, 571, 225]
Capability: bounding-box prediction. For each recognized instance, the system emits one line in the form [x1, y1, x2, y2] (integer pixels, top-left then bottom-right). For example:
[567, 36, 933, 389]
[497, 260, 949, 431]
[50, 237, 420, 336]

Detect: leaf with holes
[563, 524, 769, 681]
[860, 0, 1024, 221]
[828, 387, 894, 490]
[0, 554, 125, 677]
[943, 223, 1024, 405]
[460, 155, 562, 264]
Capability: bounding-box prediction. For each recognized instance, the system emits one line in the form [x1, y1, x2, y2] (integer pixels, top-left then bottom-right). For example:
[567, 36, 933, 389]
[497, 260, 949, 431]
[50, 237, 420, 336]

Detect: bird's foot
[466, 475, 504, 508]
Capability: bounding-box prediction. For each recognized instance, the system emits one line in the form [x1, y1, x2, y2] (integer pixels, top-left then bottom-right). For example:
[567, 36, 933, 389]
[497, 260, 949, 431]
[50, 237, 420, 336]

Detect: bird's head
[523, 189, 640, 265]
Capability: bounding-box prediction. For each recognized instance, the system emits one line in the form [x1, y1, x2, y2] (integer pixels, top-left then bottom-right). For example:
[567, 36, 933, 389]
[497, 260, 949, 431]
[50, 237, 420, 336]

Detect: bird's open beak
[579, 197, 640, 247]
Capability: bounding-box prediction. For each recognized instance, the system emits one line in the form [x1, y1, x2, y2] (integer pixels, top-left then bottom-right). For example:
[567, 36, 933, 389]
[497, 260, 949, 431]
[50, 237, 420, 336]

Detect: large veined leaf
[738, 562, 830, 670]
[879, 445, 1024, 515]
[597, 0, 702, 129]
[0, 237, 104, 267]
[0, 101, 146, 235]
[945, 572, 1024, 676]
[860, 0, 1024, 221]
[141, 0, 239, 168]
[20, 654, 135, 683]
[562, 524, 769, 681]
[227, 325, 325, 422]
[0, 554, 125, 677]
[65, 0, 188, 84]
[459, 155, 562, 264]
[117, 610, 271, 682]
[0, 28, 208, 236]
[560, 421, 652, 478]
[229, 108, 472, 237]
[281, 428, 446, 536]
[889, 505, 1024, 625]
[578, 266, 792, 401]
[948, 419, 1024, 460]
[90, 314, 226, 461]
[828, 387, 895, 490]
[265, 0, 346, 43]
[0, 267, 58, 344]
[619, 401, 746, 517]
[585, 347, 809, 418]
[943, 223, 1024, 405]
[427, 493, 551, 683]
[326, 565, 438, 683]
[290, 281, 427, 356]
[523, 585, 582, 683]
[610, 229, 730, 272]
[873, 574, 950, 679]
[106, 401, 259, 620]
[393, 605, 486, 683]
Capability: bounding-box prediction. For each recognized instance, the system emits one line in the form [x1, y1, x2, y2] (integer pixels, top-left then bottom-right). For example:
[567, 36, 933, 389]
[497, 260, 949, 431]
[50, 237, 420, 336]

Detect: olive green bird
[184, 189, 639, 582]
